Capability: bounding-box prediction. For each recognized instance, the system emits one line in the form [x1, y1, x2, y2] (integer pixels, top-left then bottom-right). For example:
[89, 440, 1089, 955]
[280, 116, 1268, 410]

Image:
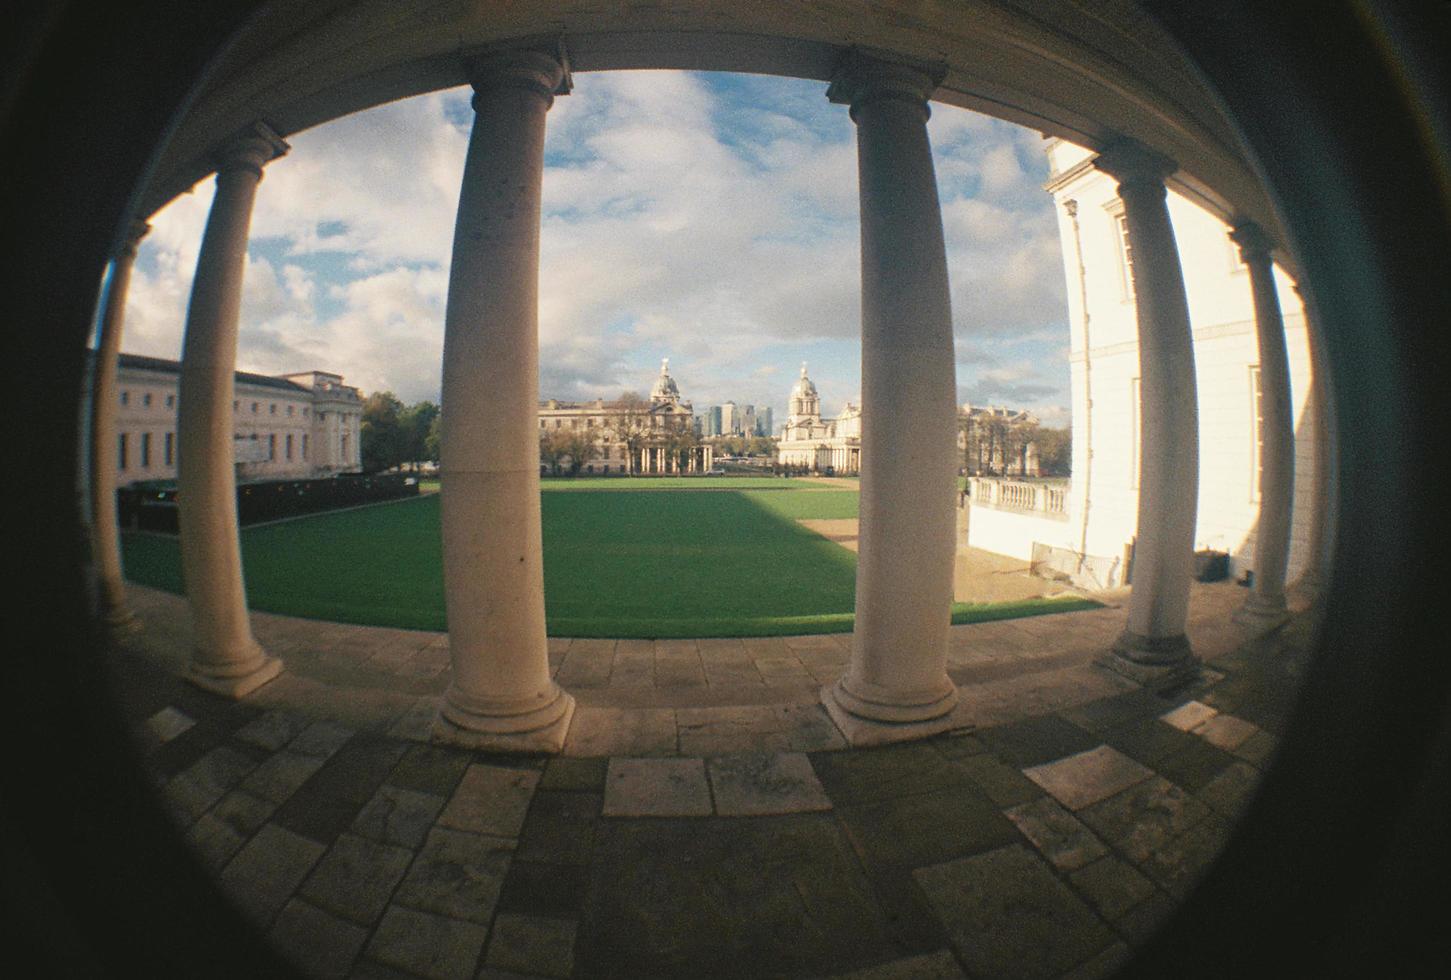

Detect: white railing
[968, 477, 1069, 517]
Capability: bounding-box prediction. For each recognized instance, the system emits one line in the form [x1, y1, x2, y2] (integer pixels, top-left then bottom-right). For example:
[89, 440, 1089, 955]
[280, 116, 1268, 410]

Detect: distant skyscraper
[756, 406, 773, 436]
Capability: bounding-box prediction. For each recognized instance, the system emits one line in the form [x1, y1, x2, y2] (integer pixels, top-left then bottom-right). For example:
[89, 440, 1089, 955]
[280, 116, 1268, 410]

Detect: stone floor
[108, 581, 1315, 979]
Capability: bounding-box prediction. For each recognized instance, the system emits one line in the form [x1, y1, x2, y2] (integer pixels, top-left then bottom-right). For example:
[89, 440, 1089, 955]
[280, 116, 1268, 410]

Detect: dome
[651, 358, 680, 402]
[791, 362, 818, 400]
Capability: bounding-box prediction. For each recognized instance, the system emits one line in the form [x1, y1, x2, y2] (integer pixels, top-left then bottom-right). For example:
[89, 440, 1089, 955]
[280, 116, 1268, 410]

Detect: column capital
[212, 122, 289, 179]
[1063, 198, 1079, 219]
[826, 48, 946, 123]
[117, 219, 150, 260]
[1092, 137, 1177, 191]
[1230, 220, 1274, 263]
[467, 39, 572, 108]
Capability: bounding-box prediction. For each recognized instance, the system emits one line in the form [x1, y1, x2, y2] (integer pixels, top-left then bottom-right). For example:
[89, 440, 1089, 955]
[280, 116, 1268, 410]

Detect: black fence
[118, 474, 419, 533]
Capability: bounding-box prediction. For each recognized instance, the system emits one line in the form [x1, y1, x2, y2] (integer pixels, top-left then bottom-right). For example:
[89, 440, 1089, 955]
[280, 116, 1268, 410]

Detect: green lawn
[121, 485, 1095, 637]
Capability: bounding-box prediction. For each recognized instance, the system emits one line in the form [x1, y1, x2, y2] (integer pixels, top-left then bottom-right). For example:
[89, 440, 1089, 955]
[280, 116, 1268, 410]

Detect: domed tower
[650, 357, 681, 405]
[789, 362, 820, 424]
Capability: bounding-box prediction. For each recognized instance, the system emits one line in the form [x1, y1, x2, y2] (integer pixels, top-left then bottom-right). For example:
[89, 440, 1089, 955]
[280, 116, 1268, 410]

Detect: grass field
[121, 483, 1095, 637]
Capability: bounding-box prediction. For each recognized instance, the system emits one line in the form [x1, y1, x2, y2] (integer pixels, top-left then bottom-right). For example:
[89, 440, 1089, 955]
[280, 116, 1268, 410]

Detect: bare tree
[610, 392, 651, 474]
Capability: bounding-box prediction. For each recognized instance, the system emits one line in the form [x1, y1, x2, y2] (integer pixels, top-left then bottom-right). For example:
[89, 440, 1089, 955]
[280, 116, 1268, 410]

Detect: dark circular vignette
[2, 2, 1447, 976]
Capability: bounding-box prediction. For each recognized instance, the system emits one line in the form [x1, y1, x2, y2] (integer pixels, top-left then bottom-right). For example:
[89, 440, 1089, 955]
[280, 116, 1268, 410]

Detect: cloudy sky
[120, 70, 1071, 428]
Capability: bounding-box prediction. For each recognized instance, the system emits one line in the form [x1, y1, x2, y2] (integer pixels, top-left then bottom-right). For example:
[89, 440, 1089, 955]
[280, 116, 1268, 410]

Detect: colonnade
[88, 44, 1311, 749]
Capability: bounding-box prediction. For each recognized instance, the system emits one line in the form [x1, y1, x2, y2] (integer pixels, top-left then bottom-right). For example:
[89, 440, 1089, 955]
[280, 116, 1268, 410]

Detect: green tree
[361, 391, 405, 473]
[539, 428, 568, 476]
[559, 428, 600, 476]
[399, 400, 439, 472]
[1034, 425, 1072, 476]
[423, 411, 442, 463]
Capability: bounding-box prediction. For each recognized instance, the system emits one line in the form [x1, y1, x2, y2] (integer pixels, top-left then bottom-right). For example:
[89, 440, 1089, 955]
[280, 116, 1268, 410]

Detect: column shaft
[1095, 141, 1199, 668]
[88, 221, 148, 634]
[1295, 286, 1337, 597]
[1233, 223, 1295, 628]
[822, 53, 959, 743]
[177, 126, 287, 696]
[436, 47, 573, 751]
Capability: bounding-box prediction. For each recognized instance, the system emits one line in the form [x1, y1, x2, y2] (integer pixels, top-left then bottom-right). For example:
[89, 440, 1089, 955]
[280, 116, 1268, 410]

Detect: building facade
[537, 359, 713, 475]
[113, 353, 362, 487]
[958, 403, 1041, 477]
[965, 139, 1320, 589]
[776, 364, 862, 474]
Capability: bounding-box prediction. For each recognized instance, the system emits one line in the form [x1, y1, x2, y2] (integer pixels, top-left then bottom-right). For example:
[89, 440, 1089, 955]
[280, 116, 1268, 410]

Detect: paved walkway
[108, 582, 1314, 979]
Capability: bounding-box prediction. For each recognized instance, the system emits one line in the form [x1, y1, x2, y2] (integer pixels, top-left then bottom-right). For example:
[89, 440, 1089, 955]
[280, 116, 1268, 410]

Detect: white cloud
[119, 72, 1070, 419]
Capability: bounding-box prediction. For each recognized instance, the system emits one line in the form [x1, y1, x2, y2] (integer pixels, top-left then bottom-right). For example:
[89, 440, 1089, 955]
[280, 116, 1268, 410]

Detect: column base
[103, 604, 143, 639]
[432, 686, 576, 754]
[1233, 592, 1291, 633]
[821, 678, 959, 747]
[186, 648, 284, 698]
[1097, 631, 1198, 687]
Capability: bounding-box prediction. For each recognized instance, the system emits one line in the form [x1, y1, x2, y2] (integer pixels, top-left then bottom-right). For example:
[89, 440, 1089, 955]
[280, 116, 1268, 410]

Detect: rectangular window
[1130, 377, 1142, 490]
[166, 394, 175, 409]
[140, 431, 151, 467]
[251, 402, 259, 413]
[286, 433, 293, 460]
[120, 391, 129, 407]
[268, 433, 276, 460]
[302, 434, 309, 460]
[1250, 365, 1264, 502]
[117, 433, 127, 470]
[165, 431, 174, 466]
[1116, 212, 1136, 300]
[270, 403, 276, 415]
[142, 393, 152, 408]
[287, 405, 294, 416]
[341, 432, 349, 461]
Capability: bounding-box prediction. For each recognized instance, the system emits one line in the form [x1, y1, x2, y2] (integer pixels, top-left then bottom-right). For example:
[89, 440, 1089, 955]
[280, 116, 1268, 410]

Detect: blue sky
[123, 70, 1071, 428]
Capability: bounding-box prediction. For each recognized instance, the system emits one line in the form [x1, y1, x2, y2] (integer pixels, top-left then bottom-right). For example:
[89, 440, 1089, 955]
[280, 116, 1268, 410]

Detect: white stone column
[89, 219, 149, 636]
[822, 52, 959, 744]
[1094, 140, 1199, 673]
[1293, 284, 1337, 599]
[1232, 222, 1295, 630]
[177, 124, 287, 697]
[435, 45, 574, 752]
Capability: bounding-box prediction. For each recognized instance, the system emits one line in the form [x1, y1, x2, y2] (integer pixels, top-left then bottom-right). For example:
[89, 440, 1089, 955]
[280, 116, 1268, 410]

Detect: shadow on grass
[120, 490, 1097, 638]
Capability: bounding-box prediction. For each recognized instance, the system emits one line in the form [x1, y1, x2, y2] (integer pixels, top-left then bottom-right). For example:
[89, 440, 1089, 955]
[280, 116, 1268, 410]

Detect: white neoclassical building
[537, 359, 713, 475]
[110, 353, 362, 487]
[776, 364, 862, 474]
[967, 138, 1323, 626]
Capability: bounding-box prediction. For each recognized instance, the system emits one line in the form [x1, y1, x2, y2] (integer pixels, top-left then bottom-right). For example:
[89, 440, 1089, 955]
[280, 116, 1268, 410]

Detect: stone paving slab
[826, 948, 967, 979]
[564, 706, 676, 756]
[483, 913, 577, 979]
[1005, 795, 1110, 871]
[1022, 745, 1155, 811]
[365, 905, 489, 980]
[146, 705, 196, 744]
[915, 843, 1117, 980]
[602, 758, 712, 817]
[351, 784, 447, 848]
[298, 831, 414, 925]
[436, 763, 540, 837]
[268, 897, 369, 979]
[579, 815, 901, 978]
[219, 822, 327, 929]
[110, 579, 1312, 977]
[706, 752, 832, 816]
[393, 826, 515, 924]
